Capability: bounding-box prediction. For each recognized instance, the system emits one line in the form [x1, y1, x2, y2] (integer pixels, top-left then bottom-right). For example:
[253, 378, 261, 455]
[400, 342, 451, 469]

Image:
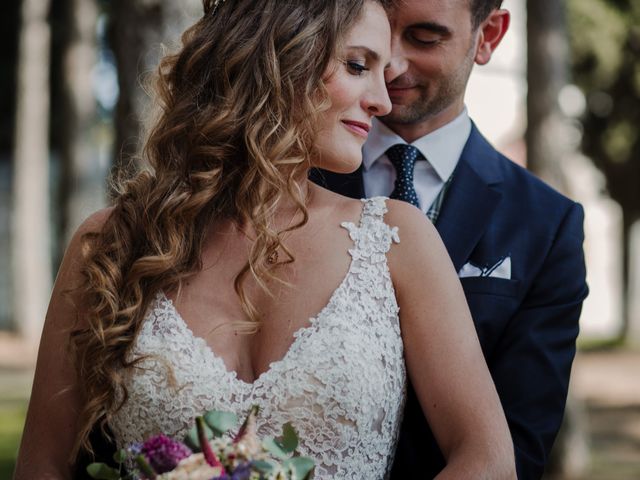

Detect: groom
[312, 0, 588, 478]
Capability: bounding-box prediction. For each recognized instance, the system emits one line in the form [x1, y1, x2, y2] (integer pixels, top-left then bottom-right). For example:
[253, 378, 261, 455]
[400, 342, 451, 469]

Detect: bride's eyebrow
[345, 45, 381, 62]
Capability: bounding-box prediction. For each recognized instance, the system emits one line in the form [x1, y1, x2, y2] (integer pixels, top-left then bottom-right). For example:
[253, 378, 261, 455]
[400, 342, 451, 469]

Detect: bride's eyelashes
[344, 59, 369, 76]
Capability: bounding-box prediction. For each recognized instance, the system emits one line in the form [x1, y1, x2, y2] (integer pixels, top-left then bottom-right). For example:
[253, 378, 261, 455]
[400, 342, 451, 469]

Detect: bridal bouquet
[87, 406, 315, 480]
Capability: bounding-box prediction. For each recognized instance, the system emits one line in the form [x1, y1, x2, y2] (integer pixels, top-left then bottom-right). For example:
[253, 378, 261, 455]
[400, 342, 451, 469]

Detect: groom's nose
[385, 37, 409, 84]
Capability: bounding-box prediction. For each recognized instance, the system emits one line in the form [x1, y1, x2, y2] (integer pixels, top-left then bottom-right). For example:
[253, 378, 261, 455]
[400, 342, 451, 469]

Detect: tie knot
[385, 144, 423, 208]
[385, 144, 423, 173]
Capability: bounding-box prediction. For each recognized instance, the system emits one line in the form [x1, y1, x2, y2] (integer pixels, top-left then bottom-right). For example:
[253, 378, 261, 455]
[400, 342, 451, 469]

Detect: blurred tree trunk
[12, 0, 53, 341]
[57, 0, 99, 249]
[109, 0, 201, 172]
[526, 0, 571, 192]
[527, 0, 591, 477]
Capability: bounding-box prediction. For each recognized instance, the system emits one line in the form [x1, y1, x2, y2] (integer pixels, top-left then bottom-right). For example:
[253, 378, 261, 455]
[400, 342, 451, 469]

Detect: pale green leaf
[86, 462, 121, 480]
[252, 459, 277, 473]
[262, 437, 289, 460]
[184, 421, 214, 450]
[284, 456, 315, 480]
[204, 410, 238, 436]
[112, 449, 127, 465]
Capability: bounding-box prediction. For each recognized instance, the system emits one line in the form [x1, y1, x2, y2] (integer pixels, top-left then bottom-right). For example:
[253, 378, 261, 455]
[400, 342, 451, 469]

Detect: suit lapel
[311, 124, 504, 273]
[435, 125, 503, 272]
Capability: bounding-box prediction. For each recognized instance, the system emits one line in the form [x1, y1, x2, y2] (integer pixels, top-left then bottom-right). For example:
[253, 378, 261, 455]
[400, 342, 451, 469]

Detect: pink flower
[233, 405, 261, 457]
[197, 416, 226, 475]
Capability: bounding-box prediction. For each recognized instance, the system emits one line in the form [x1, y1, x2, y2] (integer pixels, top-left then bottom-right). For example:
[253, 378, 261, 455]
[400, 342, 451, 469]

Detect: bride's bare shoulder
[53, 207, 115, 303]
[383, 199, 439, 245]
[78, 206, 114, 235]
[62, 207, 114, 260]
[383, 199, 452, 281]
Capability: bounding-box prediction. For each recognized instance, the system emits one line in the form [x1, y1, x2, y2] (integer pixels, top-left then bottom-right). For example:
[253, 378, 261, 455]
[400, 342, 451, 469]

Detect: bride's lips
[341, 120, 371, 138]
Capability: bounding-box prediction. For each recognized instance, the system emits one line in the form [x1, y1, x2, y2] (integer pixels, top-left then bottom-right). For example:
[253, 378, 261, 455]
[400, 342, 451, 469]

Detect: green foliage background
[0, 404, 26, 479]
[568, 0, 640, 226]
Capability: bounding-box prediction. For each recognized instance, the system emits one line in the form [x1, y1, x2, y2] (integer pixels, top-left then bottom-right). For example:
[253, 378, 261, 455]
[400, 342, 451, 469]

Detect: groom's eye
[407, 28, 442, 46]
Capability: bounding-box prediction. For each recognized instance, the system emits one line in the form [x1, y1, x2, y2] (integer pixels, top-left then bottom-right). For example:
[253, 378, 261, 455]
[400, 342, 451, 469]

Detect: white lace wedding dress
[109, 197, 407, 479]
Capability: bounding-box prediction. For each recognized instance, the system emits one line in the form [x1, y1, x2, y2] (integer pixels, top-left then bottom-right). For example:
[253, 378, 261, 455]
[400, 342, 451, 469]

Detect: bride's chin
[312, 153, 363, 174]
[339, 159, 363, 174]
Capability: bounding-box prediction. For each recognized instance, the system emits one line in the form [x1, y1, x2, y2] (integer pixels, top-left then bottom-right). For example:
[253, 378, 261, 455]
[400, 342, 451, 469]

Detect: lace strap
[362, 196, 389, 221]
[340, 197, 400, 257]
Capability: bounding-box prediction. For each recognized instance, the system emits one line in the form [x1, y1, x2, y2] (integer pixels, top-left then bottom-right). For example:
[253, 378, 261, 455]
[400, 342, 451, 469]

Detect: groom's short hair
[470, 0, 504, 28]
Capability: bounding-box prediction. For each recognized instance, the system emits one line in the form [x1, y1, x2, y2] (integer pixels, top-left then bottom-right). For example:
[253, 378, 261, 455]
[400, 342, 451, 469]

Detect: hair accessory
[267, 249, 279, 265]
[212, 0, 227, 15]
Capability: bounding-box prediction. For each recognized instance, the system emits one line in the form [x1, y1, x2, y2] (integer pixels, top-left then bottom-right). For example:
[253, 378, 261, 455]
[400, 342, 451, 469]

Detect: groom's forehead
[388, 0, 474, 37]
[390, 0, 472, 21]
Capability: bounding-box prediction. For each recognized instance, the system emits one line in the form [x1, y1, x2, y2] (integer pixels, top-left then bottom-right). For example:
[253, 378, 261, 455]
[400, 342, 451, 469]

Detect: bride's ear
[474, 9, 510, 66]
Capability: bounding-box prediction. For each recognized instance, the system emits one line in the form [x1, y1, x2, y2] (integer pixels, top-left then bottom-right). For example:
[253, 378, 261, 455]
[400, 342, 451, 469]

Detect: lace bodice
[109, 197, 407, 479]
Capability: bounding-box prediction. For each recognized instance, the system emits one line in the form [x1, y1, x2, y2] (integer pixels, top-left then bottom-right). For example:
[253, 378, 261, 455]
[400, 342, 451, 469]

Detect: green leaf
[262, 437, 289, 460]
[251, 459, 277, 473]
[185, 421, 214, 450]
[263, 423, 300, 460]
[135, 454, 158, 478]
[283, 456, 315, 480]
[112, 449, 127, 465]
[204, 410, 238, 436]
[279, 422, 299, 453]
[86, 462, 122, 480]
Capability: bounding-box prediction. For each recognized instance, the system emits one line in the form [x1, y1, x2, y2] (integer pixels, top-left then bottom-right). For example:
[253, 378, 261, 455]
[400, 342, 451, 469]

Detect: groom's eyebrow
[408, 22, 452, 36]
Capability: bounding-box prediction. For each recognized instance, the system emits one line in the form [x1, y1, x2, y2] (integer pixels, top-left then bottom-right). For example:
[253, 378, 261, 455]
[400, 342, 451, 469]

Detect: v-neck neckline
[154, 205, 368, 388]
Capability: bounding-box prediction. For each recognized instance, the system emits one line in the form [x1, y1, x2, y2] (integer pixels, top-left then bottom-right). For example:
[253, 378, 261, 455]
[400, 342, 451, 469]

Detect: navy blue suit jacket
[310, 124, 588, 479]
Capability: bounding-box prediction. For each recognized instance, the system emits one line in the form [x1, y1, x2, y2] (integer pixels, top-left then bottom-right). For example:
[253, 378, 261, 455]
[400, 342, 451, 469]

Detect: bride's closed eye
[344, 59, 369, 76]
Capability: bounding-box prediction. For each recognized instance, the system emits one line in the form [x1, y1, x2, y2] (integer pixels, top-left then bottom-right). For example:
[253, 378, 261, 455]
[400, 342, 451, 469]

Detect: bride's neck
[233, 177, 313, 233]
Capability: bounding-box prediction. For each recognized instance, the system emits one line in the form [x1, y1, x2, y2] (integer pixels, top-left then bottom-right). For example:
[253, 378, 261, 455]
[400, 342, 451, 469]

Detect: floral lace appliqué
[109, 197, 406, 480]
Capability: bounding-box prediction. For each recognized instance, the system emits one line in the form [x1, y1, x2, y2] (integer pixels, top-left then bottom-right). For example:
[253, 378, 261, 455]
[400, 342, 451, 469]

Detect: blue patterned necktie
[386, 144, 424, 209]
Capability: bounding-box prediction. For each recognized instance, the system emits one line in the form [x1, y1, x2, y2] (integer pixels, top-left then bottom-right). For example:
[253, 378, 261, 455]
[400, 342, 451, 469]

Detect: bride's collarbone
[166, 200, 361, 380]
[168, 288, 311, 371]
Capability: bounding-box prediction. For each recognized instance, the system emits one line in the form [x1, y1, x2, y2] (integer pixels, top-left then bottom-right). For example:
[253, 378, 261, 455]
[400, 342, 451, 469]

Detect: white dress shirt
[362, 109, 472, 214]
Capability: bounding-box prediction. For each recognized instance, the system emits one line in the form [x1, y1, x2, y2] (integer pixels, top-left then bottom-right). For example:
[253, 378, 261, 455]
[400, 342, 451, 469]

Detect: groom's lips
[387, 84, 418, 99]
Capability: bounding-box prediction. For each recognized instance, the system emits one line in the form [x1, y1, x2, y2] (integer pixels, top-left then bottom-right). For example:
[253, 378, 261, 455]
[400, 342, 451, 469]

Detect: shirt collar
[362, 108, 472, 182]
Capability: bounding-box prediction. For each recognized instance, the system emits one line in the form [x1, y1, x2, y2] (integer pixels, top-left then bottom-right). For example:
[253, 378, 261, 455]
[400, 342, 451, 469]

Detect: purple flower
[211, 462, 252, 480]
[128, 442, 143, 457]
[141, 434, 192, 474]
[230, 462, 253, 480]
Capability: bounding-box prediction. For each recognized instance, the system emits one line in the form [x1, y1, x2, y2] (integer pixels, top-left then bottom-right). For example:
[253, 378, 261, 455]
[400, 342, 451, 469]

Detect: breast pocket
[459, 277, 520, 297]
[459, 277, 521, 355]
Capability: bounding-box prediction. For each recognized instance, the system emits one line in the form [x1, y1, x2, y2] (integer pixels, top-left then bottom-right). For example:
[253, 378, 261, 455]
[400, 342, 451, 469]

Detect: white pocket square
[458, 256, 511, 280]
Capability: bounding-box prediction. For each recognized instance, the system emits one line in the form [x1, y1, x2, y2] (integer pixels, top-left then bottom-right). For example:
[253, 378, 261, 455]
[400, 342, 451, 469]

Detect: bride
[15, 0, 515, 478]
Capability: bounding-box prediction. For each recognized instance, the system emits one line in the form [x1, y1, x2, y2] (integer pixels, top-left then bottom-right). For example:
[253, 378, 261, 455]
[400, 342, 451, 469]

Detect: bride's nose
[364, 77, 392, 117]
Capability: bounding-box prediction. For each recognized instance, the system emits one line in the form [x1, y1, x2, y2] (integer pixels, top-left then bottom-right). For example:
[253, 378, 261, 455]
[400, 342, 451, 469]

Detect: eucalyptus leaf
[251, 459, 277, 473]
[279, 422, 299, 453]
[283, 457, 315, 480]
[204, 410, 238, 436]
[112, 449, 127, 465]
[86, 462, 122, 480]
[262, 437, 289, 460]
[185, 421, 214, 450]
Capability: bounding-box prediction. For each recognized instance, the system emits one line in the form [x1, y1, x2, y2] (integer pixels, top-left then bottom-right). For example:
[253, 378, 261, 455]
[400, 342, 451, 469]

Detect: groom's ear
[474, 9, 510, 66]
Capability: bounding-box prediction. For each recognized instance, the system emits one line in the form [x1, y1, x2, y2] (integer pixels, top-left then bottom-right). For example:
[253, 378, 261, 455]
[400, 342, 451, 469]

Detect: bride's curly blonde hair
[70, 0, 390, 459]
